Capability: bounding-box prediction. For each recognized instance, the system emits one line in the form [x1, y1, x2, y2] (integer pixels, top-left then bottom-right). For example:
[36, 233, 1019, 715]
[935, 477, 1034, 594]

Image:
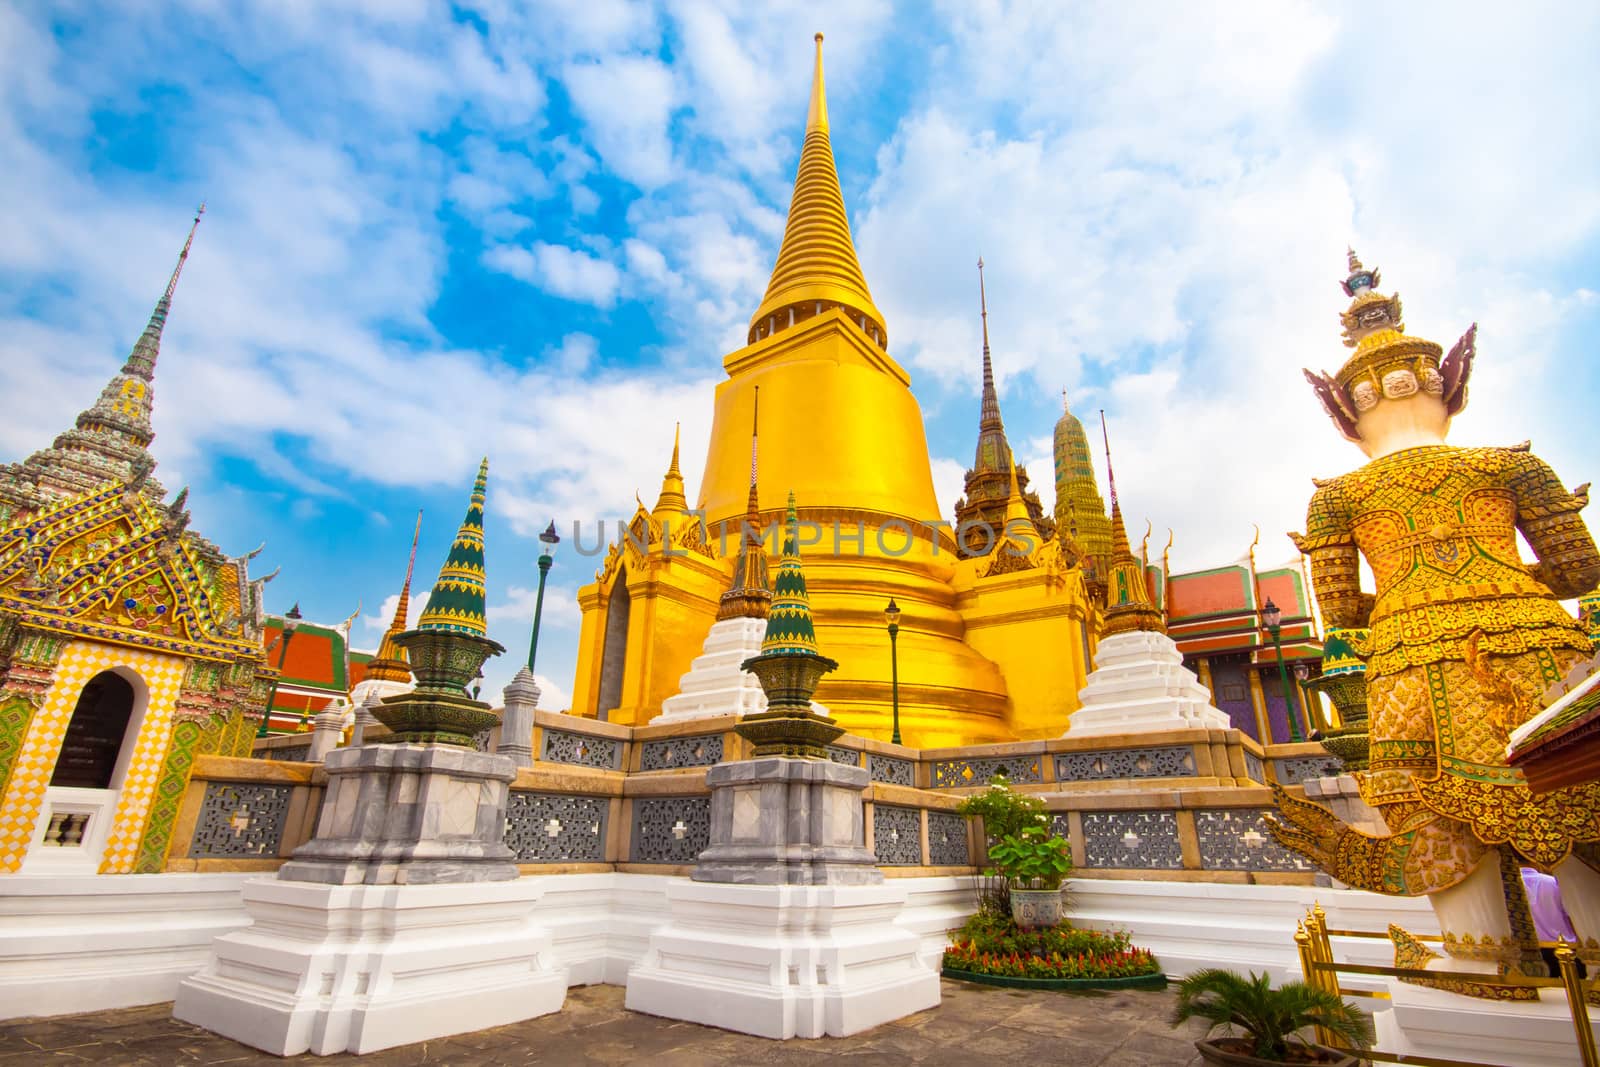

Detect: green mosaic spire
[760, 491, 820, 656]
[417, 457, 489, 636]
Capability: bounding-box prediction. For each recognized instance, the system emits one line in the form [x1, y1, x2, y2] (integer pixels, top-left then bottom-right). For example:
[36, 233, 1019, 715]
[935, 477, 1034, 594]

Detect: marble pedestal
[279, 742, 518, 885]
[653, 618, 827, 724]
[693, 757, 881, 886]
[173, 878, 567, 1056]
[624, 880, 939, 1039]
[1065, 629, 1232, 737]
[1372, 978, 1597, 1067]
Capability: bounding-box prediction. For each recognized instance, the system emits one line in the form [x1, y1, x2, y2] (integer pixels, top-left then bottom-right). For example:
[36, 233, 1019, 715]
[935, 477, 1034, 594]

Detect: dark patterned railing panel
[1194, 809, 1313, 871]
[872, 805, 922, 866]
[1080, 810, 1184, 869]
[629, 796, 711, 863]
[826, 745, 859, 767]
[188, 781, 293, 858]
[1055, 746, 1196, 782]
[926, 811, 970, 866]
[266, 744, 311, 762]
[1272, 755, 1343, 784]
[505, 792, 608, 863]
[540, 729, 623, 770]
[931, 755, 1043, 788]
[868, 754, 914, 786]
[1243, 751, 1266, 784]
[638, 735, 723, 771]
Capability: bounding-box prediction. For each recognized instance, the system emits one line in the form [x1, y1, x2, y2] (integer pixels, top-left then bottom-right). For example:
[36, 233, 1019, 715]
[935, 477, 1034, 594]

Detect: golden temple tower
[1052, 390, 1112, 590]
[571, 34, 1099, 744]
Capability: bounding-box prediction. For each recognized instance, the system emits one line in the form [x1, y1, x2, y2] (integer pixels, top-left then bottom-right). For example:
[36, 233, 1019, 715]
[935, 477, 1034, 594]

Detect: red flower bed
[942, 913, 1161, 981]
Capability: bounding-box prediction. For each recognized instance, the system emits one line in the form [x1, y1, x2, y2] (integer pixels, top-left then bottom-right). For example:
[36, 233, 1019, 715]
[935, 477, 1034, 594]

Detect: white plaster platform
[624, 880, 940, 1039]
[0, 872, 256, 1020]
[172, 877, 566, 1056]
[653, 617, 826, 724]
[1065, 629, 1232, 737]
[1375, 979, 1598, 1067]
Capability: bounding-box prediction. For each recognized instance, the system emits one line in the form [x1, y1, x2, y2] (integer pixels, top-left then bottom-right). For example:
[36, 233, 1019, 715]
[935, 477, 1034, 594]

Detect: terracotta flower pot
[1008, 887, 1063, 929]
[1193, 1038, 1358, 1067]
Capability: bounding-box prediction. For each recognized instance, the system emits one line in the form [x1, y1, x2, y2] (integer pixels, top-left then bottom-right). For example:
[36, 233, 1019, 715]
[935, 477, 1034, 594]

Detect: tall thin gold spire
[366, 509, 424, 684]
[653, 424, 689, 519]
[1098, 412, 1163, 635]
[807, 32, 828, 133]
[720, 387, 773, 620]
[747, 33, 886, 349]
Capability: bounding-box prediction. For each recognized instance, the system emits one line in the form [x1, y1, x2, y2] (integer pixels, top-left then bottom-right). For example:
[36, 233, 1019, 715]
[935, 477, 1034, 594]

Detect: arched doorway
[596, 568, 631, 721]
[51, 671, 137, 789]
[24, 667, 146, 872]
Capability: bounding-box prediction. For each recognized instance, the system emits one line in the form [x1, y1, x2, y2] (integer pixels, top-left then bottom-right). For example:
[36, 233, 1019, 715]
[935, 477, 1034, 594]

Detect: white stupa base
[624, 880, 939, 1039]
[654, 617, 827, 724]
[1373, 978, 1597, 1067]
[1065, 629, 1232, 737]
[173, 877, 567, 1056]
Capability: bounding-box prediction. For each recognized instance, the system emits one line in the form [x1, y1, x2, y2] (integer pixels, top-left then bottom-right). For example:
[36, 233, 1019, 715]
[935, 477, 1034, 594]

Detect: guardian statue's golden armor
[1270, 252, 1600, 989]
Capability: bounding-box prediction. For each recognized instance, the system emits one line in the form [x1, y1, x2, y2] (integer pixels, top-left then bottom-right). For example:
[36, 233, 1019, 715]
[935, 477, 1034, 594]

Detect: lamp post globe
[258, 602, 303, 739]
[527, 521, 561, 674]
[1262, 597, 1306, 743]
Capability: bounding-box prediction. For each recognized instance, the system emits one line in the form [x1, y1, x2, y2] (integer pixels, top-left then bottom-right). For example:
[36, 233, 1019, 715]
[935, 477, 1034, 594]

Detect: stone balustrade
[164, 718, 1326, 882]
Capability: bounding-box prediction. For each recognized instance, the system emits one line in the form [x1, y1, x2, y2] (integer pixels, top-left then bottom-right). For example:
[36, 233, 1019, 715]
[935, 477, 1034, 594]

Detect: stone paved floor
[0, 980, 1213, 1066]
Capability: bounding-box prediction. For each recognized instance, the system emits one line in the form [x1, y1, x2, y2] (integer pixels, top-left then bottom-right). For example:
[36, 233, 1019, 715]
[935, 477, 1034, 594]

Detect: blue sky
[3, 1, 1597, 707]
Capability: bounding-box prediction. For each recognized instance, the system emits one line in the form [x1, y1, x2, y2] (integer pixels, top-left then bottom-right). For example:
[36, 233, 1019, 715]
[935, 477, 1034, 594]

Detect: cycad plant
[1170, 969, 1375, 1062]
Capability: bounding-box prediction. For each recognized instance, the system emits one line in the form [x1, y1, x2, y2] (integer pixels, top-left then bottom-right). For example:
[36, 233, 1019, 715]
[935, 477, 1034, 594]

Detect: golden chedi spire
[955, 258, 1051, 556]
[652, 422, 689, 524]
[746, 33, 887, 350]
[1098, 413, 1164, 636]
[365, 510, 424, 684]
[1003, 458, 1037, 538]
[719, 388, 773, 621]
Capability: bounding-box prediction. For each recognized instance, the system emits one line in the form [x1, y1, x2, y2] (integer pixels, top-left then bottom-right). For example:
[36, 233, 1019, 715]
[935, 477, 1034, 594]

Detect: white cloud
[563, 55, 678, 188]
[484, 241, 623, 307]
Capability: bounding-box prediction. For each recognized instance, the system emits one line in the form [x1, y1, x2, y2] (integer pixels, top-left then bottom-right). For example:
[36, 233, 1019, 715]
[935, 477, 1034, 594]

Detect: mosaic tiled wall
[0, 695, 38, 808]
[0, 641, 184, 874]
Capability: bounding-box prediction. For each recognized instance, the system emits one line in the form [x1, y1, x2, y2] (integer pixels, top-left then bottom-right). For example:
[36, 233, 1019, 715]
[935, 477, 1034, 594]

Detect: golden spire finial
[1098, 412, 1164, 634]
[748, 34, 886, 350]
[1347, 246, 1362, 274]
[669, 422, 682, 476]
[654, 424, 689, 520]
[1062, 387, 1069, 414]
[808, 33, 828, 133]
[1003, 457, 1038, 537]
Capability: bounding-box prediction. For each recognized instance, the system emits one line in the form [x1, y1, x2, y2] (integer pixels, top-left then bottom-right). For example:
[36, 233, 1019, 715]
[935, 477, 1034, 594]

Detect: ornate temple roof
[0, 476, 265, 661]
[417, 458, 489, 637]
[747, 34, 887, 350]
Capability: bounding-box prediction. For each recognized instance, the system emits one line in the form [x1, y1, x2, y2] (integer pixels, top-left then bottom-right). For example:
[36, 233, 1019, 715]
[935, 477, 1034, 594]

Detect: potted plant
[956, 776, 1050, 915]
[987, 824, 1072, 928]
[1170, 968, 1374, 1066]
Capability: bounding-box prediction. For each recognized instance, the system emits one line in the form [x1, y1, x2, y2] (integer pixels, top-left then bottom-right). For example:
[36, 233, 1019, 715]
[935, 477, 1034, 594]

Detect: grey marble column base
[279, 742, 519, 885]
[692, 757, 883, 886]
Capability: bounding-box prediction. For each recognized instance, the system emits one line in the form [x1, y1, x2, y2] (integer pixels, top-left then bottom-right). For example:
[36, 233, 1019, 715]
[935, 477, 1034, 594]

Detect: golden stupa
[571, 35, 1100, 745]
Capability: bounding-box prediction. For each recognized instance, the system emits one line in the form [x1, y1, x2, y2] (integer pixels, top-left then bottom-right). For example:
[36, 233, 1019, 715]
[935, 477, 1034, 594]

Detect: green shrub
[988, 825, 1072, 890]
[1169, 969, 1375, 1061]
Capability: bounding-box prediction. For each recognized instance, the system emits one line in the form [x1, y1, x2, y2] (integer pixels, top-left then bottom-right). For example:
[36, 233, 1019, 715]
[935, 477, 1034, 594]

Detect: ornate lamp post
[885, 598, 902, 744]
[1262, 597, 1306, 743]
[526, 520, 560, 674]
[257, 602, 303, 738]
